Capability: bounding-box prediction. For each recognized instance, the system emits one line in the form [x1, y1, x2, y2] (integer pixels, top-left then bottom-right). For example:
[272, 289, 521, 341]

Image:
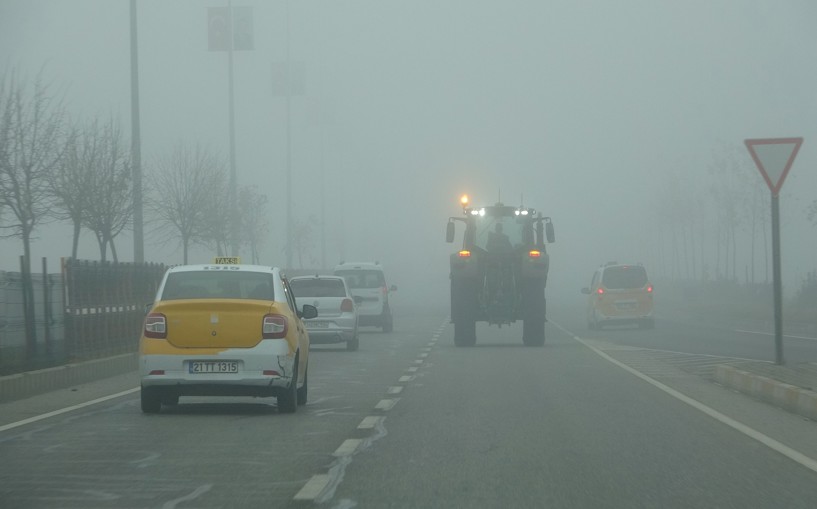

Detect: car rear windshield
[161, 271, 275, 300]
[290, 278, 347, 298]
[335, 270, 385, 289]
[602, 266, 648, 289]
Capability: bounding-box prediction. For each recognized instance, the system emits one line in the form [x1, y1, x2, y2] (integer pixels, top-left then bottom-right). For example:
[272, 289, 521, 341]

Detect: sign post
[744, 137, 803, 365]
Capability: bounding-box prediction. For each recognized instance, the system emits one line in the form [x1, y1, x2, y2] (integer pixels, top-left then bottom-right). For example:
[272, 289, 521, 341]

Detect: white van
[333, 262, 396, 332]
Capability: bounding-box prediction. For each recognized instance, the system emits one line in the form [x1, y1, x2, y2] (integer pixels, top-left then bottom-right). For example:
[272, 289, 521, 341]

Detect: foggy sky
[2, 0, 817, 304]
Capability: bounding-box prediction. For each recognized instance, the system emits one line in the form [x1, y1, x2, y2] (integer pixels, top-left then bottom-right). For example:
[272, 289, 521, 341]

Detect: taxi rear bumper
[139, 338, 296, 394]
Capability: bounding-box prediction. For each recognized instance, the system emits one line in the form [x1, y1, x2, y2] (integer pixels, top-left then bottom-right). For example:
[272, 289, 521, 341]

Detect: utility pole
[227, 1, 240, 257]
[130, 0, 144, 263]
[285, 0, 293, 270]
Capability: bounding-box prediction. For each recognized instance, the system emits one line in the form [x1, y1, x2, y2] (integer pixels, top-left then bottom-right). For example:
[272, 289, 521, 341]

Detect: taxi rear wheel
[141, 386, 161, 414]
[297, 366, 308, 405]
[278, 359, 299, 414]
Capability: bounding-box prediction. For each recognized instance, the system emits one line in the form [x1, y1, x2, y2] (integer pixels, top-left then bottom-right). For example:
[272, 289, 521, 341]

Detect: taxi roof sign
[213, 256, 241, 264]
[744, 137, 803, 196]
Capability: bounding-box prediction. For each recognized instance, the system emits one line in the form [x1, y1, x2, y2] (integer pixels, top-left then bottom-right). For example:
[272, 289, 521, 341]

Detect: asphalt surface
[1, 302, 817, 508]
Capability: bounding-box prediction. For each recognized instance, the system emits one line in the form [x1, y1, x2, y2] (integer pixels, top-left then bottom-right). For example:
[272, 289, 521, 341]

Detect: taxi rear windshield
[290, 278, 347, 298]
[602, 266, 648, 289]
[335, 270, 385, 289]
[161, 271, 275, 300]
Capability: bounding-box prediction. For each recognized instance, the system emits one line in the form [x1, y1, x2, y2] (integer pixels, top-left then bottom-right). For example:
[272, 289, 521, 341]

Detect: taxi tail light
[341, 298, 354, 312]
[144, 313, 167, 339]
[262, 314, 288, 339]
[528, 250, 541, 258]
[458, 250, 471, 258]
[263, 370, 281, 377]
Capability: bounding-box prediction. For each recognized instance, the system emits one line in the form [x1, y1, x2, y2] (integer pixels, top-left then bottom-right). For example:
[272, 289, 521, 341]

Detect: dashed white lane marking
[358, 416, 383, 429]
[375, 399, 398, 411]
[419, 353, 429, 358]
[398, 375, 414, 382]
[294, 475, 331, 501]
[413, 359, 424, 365]
[333, 439, 362, 457]
[406, 366, 419, 373]
[387, 386, 403, 395]
[0, 387, 140, 433]
[549, 320, 817, 476]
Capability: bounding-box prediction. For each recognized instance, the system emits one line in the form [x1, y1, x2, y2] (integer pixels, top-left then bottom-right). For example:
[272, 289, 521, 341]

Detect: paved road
[1, 303, 816, 508]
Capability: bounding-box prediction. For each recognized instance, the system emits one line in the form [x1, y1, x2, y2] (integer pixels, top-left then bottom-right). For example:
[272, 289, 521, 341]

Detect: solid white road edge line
[0, 387, 140, 433]
[735, 329, 817, 342]
[549, 320, 817, 475]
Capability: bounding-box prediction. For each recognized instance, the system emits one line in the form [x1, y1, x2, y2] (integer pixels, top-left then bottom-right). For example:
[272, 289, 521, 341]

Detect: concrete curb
[0, 353, 138, 403]
[714, 364, 817, 422]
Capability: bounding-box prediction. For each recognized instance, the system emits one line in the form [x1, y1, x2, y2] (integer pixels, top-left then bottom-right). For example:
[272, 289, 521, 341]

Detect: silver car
[290, 275, 360, 351]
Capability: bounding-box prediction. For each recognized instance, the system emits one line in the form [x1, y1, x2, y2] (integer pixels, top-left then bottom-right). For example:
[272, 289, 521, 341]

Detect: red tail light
[528, 250, 541, 258]
[596, 288, 605, 296]
[647, 285, 653, 293]
[381, 285, 389, 296]
[341, 298, 354, 312]
[458, 250, 471, 258]
[262, 314, 288, 339]
[144, 313, 167, 339]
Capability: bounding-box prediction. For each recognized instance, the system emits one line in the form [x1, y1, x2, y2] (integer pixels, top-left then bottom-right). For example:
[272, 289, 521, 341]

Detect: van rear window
[602, 266, 648, 289]
[335, 270, 385, 289]
[290, 278, 346, 297]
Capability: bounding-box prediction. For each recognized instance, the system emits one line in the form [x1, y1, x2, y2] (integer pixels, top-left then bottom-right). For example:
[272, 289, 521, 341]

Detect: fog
[2, 0, 817, 306]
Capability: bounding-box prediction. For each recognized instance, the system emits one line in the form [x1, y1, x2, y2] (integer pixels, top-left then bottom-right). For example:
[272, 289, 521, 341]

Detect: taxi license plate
[307, 322, 329, 329]
[189, 361, 238, 374]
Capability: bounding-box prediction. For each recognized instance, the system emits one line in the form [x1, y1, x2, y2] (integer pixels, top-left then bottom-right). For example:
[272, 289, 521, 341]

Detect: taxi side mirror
[299, 304, 318, 319]
[446, 221, 455, 243]
[581, 288, 590, 294]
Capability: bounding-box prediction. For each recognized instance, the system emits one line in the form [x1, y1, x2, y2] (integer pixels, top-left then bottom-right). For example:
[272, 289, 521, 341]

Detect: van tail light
[144, 313, 167, 339]
[458, 250, 471, 258]
[341, 298, 354, 312]
[262, 314, 288, 339]
[647, 285, 653, 293]
[528, 250, 541, 258]
[596, 288, 605, 297]
[381, 285, 389, 296]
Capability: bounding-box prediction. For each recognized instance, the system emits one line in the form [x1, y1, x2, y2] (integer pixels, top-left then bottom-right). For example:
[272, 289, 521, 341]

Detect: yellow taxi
[139, 260, 317, 414]
[581, 263, 654, 330]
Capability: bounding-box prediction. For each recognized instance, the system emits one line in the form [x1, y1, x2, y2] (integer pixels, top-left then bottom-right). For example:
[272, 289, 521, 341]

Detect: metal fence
[0, 258, 166, 375]
[0, 265, 65, 374]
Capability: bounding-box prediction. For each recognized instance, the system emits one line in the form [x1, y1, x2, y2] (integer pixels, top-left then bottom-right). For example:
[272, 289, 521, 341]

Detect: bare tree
[291, 214, 318, 269]
[148, 143, 225, 264]
[0, 71, 65, 264]
[200, 174, 230, 257]
[0, 70, 66, 358]
[239, 186, 268, 264]
[48, 120, 97, 259]
[82, 117, 132, 262]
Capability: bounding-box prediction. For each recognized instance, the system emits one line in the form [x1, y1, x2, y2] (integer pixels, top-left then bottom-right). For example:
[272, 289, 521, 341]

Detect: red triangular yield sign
[744, 138, 803, 196]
